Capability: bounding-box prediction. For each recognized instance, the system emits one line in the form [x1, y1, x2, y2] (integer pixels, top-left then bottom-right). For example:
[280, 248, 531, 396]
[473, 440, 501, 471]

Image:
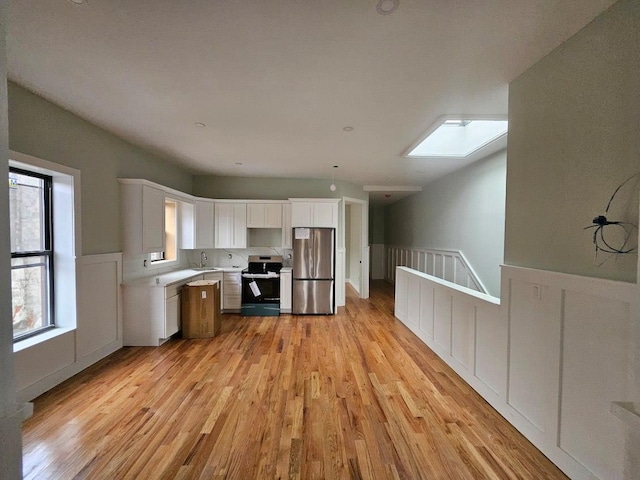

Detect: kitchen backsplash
[123, 246, 293, 282]
[184, 247, 294, 269]
[123, 250, 190, 282]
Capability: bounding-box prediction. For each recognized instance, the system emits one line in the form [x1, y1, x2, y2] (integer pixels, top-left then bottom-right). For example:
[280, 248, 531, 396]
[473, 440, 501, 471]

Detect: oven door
[241, 276, 280, 304]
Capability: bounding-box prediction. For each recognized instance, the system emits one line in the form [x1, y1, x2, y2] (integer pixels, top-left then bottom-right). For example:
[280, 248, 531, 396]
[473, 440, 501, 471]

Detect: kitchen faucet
[200, 251, 207, 268]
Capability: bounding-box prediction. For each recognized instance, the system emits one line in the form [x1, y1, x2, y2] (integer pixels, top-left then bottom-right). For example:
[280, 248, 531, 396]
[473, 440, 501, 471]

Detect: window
[9, 167, 54, 340]
[405, 116, 508, 158]
[150, 199, 178, 264]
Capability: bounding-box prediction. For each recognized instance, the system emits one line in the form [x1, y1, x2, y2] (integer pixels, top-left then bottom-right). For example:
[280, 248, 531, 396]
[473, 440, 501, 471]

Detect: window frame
[9, 166, 56, 341]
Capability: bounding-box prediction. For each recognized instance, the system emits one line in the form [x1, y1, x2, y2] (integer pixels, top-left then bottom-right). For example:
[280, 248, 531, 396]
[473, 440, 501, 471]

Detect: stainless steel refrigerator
[292, 227, 335, 314]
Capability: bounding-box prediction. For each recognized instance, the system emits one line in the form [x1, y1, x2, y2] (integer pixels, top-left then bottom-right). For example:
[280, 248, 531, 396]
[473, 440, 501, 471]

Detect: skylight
[406, 118, 508, 158]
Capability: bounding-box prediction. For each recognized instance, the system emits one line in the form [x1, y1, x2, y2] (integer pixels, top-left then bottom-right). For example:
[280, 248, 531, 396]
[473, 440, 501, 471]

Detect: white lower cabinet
[223, 271, 242, 311]
[164, 292, 181, 339]
[280, 270, 292, 312]
[123, 274, 202, 346]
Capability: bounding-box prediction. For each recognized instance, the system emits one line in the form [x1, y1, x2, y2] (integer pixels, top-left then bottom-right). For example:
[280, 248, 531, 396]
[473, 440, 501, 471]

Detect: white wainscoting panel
[77, 254, 122, 358]
[450, 298, 475, 372]
[506, 278, 562, 440]
[336, 248, 346, 308]
[394, 265, 636, 480]
[406, 276, 420, 330]
[433, 289, 452, 354]
[474, 303, 506, 397]
[418, 281, 435, 342]
[560, 291, 630, 479]
[15, 253, 123, 403]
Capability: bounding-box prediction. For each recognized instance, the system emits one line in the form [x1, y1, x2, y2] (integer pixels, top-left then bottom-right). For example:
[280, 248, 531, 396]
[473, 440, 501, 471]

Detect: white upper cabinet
[180, 201, 195, 249]
[282, 203, 292, 248]
[181, 199, 215, 249]
[194, 200, 215, 248]
[142, 186, 165, 252]
[120, 180, 165, 254]
[247, 203, 283, 228]
[290, 199, 339, 228]
[215, 202, 247, 248]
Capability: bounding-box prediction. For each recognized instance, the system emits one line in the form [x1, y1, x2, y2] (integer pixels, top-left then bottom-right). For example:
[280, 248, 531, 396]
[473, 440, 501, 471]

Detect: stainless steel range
[240, 255, 283, 316]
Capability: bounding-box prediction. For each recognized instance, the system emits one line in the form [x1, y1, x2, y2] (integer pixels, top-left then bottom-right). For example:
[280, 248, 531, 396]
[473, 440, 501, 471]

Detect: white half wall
[394, 265, 637, 480]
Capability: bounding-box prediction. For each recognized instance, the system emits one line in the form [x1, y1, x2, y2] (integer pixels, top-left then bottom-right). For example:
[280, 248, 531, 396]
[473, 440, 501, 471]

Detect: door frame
[342, 197, 369, 299]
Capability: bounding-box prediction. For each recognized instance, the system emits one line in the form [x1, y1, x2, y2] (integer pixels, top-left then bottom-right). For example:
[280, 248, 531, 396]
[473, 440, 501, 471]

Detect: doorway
[343, 197, 369, 299]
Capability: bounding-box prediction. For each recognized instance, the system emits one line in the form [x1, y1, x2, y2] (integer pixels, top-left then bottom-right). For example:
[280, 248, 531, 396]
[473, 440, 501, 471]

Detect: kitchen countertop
[123, 266, 245, 287]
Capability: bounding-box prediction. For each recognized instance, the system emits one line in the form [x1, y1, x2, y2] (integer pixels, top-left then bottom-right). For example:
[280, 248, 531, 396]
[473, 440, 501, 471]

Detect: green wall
[385, 151, 506, 296]
[505, 0, 639, 283]
[369, 204, 385, 244]
[8, 83, 193, 255]
[193, 175, 367, 201]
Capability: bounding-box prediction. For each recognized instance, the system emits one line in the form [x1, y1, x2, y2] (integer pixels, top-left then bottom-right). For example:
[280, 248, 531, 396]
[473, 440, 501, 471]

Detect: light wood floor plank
[22, 281, 568, 479]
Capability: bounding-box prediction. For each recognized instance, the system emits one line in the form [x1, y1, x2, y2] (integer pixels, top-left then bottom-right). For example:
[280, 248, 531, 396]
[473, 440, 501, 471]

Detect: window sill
[150, 259, 177, 266]
[13, 327, 75, 353]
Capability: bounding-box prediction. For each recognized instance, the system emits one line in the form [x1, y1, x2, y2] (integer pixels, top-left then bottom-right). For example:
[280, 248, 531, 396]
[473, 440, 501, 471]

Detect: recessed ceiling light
[377, 0, 399, 15]
[343, 126, 354, 132]
[405, 116, 508, 158]
[67, 0, 87, 4]
[194, 122, 206, 128]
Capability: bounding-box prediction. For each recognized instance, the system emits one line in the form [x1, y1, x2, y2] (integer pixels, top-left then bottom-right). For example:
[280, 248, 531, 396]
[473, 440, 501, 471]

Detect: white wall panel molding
[394, 265, 637, 480]
[15, 253, 123, 404]
[77, 253, 123, 358]
[336, 248, 346, 308]
[385, 245, 487, 293]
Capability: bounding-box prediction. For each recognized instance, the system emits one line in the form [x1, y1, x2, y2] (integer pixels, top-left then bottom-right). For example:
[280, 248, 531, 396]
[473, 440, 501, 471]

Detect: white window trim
[9, 150, 81, 348]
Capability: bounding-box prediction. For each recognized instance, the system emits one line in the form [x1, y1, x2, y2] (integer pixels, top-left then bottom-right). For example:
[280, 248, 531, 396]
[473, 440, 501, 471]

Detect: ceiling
[7, 0, 616, 204]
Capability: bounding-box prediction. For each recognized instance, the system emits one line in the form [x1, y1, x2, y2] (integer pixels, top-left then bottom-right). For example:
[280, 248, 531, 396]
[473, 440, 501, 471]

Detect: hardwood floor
[22, 281, 568, 479]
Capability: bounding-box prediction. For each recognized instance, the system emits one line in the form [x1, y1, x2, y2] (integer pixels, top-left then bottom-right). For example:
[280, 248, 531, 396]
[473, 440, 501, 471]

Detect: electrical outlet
[532, 284, 542, 300]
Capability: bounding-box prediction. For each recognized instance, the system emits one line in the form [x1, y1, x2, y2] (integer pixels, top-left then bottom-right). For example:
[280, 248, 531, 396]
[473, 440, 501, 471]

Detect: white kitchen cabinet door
[264, 204, 282, 228]
[215, 203, 247, 248]
[291, 202, 313, 227]
[142, 185, 165, 253]
[180, 201, 195, 249]
[247, 203, 282, 228]
[280, 270, 292, 312]
[231, 204, 247, 248]
[313, 202, 338, 228]
[282, 203, 292, 248]
[120, 181, 165, 255]
[195, 200, 214, 248]
[291, 200, 339, 228]
[165, 293, 180, 338]
[223, 271, 242, 311]
[246, 203, 264, 228]
[215, 203, 232, 248]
